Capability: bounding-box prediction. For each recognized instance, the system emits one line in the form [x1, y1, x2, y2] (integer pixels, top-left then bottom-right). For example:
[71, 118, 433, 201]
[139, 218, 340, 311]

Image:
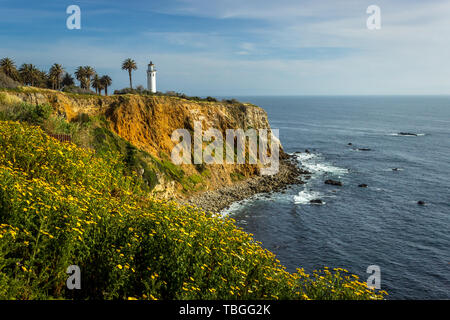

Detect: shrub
[0, 72, 20, 89]
[0, 102, 52, 125]
[0, 91, 22, 105]
[113, 88, 152, 95]
[74, 113, 91, 124]
[222, 98, 241, 105]
[62, 85, 94, 95]
[135, 85, 145, 93]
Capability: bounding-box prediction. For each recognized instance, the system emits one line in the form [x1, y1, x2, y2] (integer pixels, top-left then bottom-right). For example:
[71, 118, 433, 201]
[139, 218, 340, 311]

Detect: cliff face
[3, 88, 279, 197]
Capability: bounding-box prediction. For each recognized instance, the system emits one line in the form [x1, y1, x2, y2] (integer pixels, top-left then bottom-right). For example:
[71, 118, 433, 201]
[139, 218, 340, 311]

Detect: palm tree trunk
[128, 70, 132, 89]
[105, 86, 108, 96]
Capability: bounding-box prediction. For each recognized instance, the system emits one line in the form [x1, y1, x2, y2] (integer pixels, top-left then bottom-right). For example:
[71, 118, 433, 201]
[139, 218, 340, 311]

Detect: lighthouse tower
[147, 61, 157, 93]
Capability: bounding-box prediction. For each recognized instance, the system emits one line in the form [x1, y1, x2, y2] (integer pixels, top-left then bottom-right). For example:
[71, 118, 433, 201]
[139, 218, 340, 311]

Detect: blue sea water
[223, 96, 450, 299]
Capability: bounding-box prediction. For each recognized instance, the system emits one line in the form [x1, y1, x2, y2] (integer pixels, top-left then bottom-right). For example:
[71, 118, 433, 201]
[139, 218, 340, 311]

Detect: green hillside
[0, 120, 386, 300]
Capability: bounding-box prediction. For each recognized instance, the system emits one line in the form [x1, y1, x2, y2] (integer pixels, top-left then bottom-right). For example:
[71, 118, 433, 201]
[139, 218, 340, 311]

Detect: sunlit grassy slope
[0, 120, 386, 300]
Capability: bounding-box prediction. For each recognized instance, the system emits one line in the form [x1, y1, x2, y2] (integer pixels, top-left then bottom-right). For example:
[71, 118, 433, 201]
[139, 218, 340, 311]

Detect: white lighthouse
[147, 61, 157, 93]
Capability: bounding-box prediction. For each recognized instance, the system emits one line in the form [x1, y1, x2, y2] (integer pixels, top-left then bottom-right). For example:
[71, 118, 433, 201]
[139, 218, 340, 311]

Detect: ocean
[221, 96, 450, 299]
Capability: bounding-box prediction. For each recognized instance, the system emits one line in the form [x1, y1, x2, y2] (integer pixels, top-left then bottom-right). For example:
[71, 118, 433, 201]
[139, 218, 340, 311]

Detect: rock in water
[417, 201, 426, 205]
[310, 199, 323, 204]
[325, 179, 343, 186]
[398, 132, 418, 136]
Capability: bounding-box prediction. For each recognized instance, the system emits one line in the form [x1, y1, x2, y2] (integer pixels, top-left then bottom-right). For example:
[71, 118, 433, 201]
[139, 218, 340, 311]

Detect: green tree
[36, 69, 49, 88]
[84, 66, 95, 89]
[91, 74, 103, 95]
[100, 75, 112, 96]
[19, 64, 39, 86]
[75, 66, 95, 90]
[121, 58, 137, 89]
[61, 73, 75, 87]
[75, 66, 87, 89]
[49, 64, 64, 90]
[0, 57, 19, 81]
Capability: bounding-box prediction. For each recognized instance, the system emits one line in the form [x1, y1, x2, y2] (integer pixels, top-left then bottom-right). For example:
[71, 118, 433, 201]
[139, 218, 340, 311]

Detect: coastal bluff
[1, 87, 301, 207]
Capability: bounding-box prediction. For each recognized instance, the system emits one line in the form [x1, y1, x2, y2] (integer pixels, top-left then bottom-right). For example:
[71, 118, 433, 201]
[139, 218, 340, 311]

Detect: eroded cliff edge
[1, 87, 305, 209]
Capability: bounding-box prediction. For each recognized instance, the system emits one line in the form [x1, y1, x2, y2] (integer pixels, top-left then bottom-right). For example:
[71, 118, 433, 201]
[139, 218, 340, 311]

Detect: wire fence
[47, 133, 72, 143]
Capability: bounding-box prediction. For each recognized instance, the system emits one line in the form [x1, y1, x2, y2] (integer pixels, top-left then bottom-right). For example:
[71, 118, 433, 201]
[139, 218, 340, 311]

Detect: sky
[1, 0, 450, 96]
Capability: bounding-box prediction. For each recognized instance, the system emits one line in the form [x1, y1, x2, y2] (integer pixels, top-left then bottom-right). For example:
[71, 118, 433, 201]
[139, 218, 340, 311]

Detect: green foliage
[230, 172, 245, 182]
[91, 127, 158, 191]
[222, 98, 241, 104]
[124, 142, 139, 169]
[62, 85, 94, 95]
[180, 174, 205, 193]
[74, 113, 91, 124]
[0, 101, 52, 125]
[113, 87, 155, 95]
[0, 71, 20, 89]
[45, 115, 80, 136]
[156, 152, 185, 182]
[61, 73, 75, 87]
[140, 161, 159, 191]
[112, 89, 224, 104]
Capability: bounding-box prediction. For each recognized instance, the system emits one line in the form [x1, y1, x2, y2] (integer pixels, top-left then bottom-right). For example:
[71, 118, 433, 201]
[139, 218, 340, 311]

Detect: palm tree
[61, 73, 75, 87]
[19, 64, 39, 86]
[100, 75, 112, 96]
[91, 74, 102, 94]
[0, 57, 19, 80]
[121, 58, 137, 89]
[75, 66, 87, 89]
[37, 69, 49, 88]
[49, 63, 64, 90]
[84, 66, 95, 90]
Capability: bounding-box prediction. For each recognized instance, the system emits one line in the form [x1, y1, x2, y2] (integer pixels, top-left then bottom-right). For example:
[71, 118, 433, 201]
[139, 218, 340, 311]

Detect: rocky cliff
[1, 87, 286, 201]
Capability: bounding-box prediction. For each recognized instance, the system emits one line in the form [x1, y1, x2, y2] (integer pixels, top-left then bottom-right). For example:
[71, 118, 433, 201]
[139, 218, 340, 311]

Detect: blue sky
[1, 0, 450, 95]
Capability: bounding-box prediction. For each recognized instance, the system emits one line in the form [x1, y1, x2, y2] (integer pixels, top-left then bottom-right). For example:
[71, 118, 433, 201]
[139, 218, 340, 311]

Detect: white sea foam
[293, 153, 348, 175]
[388, 133, 426, 137]
[220, 198, 251, 216]
[383, 168, 404, 172]
[293, 189, 324, 205]
[291, 152, 347, 206]
[293, 152, 317, 161]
